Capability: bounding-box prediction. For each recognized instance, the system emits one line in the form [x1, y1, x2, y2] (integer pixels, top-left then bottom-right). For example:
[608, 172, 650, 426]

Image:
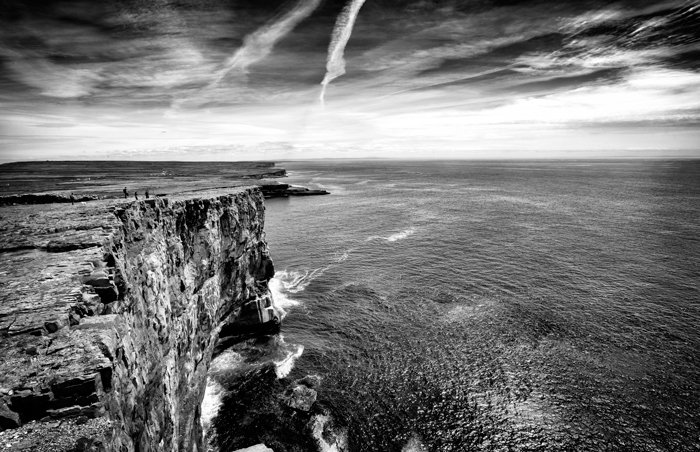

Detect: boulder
[296, 374, 322, 389]
[0, 400, 20, 430]
[233, 444, 274, 452]
[279, 384, 317, 412]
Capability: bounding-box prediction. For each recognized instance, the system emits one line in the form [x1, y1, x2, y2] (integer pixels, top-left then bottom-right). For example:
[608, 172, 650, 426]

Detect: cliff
[0, 188, 277, 451]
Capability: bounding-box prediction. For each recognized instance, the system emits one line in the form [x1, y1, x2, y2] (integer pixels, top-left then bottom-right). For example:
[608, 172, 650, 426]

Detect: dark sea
[210, 160, 700, 452]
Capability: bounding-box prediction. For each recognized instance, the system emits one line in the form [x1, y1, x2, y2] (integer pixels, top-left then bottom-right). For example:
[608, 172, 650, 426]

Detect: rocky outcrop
[260, 183, 329, 198]
[0, 193, 99, 206]
[0, 188, 278, 451]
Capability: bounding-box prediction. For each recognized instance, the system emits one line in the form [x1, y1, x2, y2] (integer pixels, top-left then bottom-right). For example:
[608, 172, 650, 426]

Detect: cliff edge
[0, 188, 276, 451]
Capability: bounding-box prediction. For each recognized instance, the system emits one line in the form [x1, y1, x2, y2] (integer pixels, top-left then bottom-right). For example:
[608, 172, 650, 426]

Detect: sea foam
[386, 227, 416, 242]
[310, 414, 348, 452]
[274, 343, 305, 378]
[201, 349, 244, 435]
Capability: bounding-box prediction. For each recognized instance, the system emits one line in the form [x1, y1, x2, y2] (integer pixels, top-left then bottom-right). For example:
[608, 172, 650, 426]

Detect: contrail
[208, 0, 322, 90]
[320, 0, 367, 105]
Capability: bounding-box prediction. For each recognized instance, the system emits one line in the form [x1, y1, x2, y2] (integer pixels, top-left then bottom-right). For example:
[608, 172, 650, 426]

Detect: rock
[75, 415, 88, 425]
[280, 384, 317, 412]
[0, 401, 20, 430]
[233, 444, 275, 452]
[296, 374, 322, 389]
[259, 183, 330, 198]
[0, 187, 277, 451]
[44, 318, 66, 333]
[46, 240, 101, 252]
[74, 436, 103, 451]
[0, 193, 98, 206]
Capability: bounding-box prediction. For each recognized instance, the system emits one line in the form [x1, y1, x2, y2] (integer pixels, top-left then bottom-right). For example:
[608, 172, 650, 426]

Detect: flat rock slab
[0, 201, 123, 427]
[0, 203, 120, 336]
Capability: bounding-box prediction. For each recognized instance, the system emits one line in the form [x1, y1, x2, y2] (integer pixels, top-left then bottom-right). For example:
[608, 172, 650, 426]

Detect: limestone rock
[280, 384, 317, 412]
[0, 400, 20, 430]
[297, 374, 322, 389]
[0, 188, 276, 451]
[233, 444, 275, 452]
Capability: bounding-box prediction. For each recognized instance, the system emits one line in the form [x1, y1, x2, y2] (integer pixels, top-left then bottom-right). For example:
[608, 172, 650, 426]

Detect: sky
[0, 0, 699, 161]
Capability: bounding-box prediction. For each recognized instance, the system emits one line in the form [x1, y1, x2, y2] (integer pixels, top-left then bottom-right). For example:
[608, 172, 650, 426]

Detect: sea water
[213, 160, 700, 451]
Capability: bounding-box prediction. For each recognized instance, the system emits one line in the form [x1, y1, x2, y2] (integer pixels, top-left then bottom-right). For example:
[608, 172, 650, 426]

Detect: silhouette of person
[134, 191, 139, 200]
[70, 193, 75, 205]
[145, 190, 149, 199]
[123, 187, 128, 199]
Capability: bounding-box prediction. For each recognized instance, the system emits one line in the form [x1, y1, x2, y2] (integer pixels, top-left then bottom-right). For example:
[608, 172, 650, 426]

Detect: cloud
[0, 0, 698, 159]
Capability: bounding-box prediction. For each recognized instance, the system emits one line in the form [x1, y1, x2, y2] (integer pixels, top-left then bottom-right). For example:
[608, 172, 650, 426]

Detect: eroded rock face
[103, 191, 275, 452]
[0, 188, 276, 451]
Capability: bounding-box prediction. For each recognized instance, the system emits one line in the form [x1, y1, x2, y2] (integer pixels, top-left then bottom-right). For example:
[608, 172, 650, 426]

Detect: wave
[402, 435, 427, 452]
[201, 349, 244, 436]
[401, 435, 428, 452]
[334, 249, 352, 262]
[269, 267, 329, 319]
[201, 378, 225, 436]
[274, 268, 326, 294]
[366, 227, 417, 243]
[274, 342, 304, 378]
[311, 414, 348, 452]
[387, 227, 416, 242]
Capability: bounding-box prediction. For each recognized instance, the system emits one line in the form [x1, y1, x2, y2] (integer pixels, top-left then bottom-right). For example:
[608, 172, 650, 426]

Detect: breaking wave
[387, 227, 416, 242]
[274, 340, 305, 378]
[201, 349, 244, 435]
[366, 227, 417, 243]
[311, 414, 348, 452]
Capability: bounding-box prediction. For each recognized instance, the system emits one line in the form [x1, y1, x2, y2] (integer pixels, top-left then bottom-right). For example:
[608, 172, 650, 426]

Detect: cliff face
[104, 192, 274, 451]
[0, 188, 275, 451]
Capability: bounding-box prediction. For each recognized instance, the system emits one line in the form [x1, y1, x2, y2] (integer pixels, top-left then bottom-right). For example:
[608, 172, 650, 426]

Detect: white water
[201, 349, 245, 435]
[386, 227, 416, 242]
[311, 414, 348, 452]
[365, 227, 417, 243]
[201, 378, 225, 435]
[274, 342, 305, 378]
[402, 435, 428, 452]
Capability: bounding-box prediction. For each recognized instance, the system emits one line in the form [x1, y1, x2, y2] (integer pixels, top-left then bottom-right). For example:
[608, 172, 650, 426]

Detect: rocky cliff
[0, 188, 276, 451]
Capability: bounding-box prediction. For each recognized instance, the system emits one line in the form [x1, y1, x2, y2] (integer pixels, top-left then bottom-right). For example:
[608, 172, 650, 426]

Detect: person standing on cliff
[70, 193, 75, 205]
[134, 191, 139, 200]
[145, 189, 149, 199]
[123, 187, 128, 199]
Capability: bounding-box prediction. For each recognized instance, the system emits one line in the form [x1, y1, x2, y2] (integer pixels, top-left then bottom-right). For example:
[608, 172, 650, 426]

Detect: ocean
[210, 160, 700, 452]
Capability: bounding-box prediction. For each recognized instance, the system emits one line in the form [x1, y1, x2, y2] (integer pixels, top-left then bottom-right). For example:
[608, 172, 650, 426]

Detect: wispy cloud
[0, 0, 698, 159]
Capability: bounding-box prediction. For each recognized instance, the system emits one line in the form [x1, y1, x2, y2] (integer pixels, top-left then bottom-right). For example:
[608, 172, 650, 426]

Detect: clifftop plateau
[0, 161, 327, 204]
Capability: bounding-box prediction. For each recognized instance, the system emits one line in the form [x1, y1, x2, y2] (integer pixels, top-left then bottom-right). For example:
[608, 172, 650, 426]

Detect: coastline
[0, 162, 327, 451]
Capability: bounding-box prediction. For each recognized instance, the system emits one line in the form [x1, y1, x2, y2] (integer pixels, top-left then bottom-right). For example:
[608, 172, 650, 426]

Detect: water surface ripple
[216, 160, 700, 452]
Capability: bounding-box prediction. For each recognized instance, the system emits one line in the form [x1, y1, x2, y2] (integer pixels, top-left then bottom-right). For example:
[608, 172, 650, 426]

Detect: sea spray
[273, 268, 328, 294]
[201, 349, 244, 436]
[274, 340, 305, 378]
[319, 0, 367, 105]
[402, 435, 428, 452]
[200, 378, 225, 436]
[311, 414, 348, 452]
